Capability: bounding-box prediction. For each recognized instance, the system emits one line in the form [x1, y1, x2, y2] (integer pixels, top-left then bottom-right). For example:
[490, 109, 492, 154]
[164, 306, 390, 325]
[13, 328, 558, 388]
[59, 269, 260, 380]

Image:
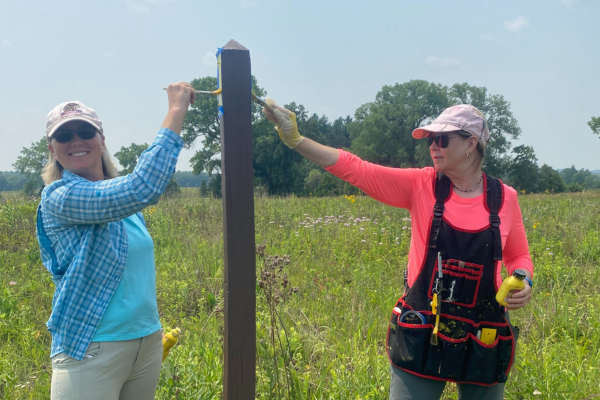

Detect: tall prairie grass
[0, 190, 598, 399]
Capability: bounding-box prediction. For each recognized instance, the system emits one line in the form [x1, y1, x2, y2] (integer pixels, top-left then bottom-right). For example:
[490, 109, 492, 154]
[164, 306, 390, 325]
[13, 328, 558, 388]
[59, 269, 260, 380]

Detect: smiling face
[429, 131, 479, 175]
[48, 120, 106, 181]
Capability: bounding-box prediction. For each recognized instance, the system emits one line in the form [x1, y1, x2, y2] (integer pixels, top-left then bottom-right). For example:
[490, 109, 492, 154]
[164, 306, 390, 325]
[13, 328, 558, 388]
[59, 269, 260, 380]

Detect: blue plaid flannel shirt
[36, 128, 183, 360]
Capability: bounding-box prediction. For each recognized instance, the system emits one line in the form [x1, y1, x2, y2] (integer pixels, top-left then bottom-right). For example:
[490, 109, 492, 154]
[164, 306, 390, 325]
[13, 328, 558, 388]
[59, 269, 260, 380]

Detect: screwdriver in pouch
[431, 252, 443, 345]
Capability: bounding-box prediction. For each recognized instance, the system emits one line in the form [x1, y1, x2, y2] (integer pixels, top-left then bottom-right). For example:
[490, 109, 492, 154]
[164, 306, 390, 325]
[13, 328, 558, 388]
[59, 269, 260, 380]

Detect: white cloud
[424, 56, 461, 68]
[202, 51, 216, 67]
[240, 0, 259, 8]
[2, 39, 14, 48]
[104, 51, 115, 58]
[503, 16, 530, 33]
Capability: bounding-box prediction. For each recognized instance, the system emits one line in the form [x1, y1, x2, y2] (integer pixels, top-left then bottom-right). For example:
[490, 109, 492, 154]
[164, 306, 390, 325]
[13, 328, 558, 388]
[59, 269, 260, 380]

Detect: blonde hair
[41, 147, 119, 185]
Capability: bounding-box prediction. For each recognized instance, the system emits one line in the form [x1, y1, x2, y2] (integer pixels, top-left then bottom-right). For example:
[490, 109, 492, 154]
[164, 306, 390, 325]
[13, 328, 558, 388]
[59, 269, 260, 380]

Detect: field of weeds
[1, 190, 599, 399]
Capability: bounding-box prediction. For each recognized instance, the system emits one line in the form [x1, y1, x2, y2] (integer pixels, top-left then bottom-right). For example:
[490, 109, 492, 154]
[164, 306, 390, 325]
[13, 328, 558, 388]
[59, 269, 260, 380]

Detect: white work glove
[263, 98, 304, 149]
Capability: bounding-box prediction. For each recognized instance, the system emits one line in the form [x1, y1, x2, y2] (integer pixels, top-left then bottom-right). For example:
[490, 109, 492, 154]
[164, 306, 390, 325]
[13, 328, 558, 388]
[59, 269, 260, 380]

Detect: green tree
[179, 75, 334, 195]
[5, 173, 28, 191]
[199, 180, 209, 197]
[208, 173, 222, 198]
[23, 179, 39, 196]
[509, 145, 539, 193]
[163, 177, 180, 197]
[113, 143, 149, 175]
[173, 171, 208, 187]
[304, 169, 322, 194]
[589, 116, 600, 138]
[347, 80, 520, 177]
[584, 174, 600, 189]
[182, 76, 266, 177]
[253, 104, 328, 195]
[560, 165, 578, 184]
[348, 80, 450, 168]
[538, 164, 566, 193]
[0, 175, 7, 191]
[13, 137, 48, 192]
[321, 116, 352, 149]
[560, 166, 598, 188]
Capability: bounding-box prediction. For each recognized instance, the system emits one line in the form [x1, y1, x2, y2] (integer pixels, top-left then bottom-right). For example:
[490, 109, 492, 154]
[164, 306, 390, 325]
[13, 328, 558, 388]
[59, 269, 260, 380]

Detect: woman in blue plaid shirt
[36, 82, 196, 400]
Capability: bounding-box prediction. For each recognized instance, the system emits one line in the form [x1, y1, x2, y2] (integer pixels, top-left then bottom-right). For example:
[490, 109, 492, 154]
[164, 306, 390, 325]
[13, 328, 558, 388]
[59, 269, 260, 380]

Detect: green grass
[1, 191, 599, 399]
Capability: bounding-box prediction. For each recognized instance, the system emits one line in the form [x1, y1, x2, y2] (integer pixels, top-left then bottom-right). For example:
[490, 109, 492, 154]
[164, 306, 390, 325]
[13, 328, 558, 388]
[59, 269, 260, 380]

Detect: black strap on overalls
[428, 173, 451, 250]
[487, 175, 503, 261]
[429, 172, 503, 261]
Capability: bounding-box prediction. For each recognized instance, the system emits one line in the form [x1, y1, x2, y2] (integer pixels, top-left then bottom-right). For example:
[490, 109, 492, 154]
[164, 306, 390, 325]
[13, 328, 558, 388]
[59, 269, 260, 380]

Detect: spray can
[162, 327, 181, 362]
[496, 269, 527, 306]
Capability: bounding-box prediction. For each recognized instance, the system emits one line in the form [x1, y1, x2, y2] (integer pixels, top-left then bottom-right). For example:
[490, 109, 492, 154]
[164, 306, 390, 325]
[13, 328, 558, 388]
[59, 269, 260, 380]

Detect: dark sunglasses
[426, 133, 464, 149]
[52, 127, 99, 144]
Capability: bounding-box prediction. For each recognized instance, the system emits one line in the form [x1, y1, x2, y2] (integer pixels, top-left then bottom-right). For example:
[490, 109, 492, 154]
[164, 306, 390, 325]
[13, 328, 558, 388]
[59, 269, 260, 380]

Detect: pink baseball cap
[412, 104, 490, 143]
[46, 101, 104, 140]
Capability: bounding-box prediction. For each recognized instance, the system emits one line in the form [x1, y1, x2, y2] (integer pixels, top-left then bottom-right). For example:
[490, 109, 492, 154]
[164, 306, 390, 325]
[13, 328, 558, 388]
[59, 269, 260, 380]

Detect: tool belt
[387, 302, 519, 385]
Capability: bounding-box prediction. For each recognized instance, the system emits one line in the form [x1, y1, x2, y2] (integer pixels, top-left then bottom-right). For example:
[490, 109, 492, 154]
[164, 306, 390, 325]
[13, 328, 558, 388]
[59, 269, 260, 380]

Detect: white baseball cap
[46, 101, 104, 139]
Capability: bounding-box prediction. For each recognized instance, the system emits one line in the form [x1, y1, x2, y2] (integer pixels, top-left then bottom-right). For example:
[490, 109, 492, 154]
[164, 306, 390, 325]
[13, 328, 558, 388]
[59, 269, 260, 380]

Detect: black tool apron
[386, 173, 519, 386]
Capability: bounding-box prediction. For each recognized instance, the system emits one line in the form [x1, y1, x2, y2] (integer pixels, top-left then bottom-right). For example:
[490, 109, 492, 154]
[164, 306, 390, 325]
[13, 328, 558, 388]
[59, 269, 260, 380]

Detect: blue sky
[1, 0, 599, 172]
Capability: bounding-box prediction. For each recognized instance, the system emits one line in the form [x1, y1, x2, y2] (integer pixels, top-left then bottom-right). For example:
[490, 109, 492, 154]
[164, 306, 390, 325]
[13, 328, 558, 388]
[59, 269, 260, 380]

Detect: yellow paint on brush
[252, 92, 274, 111]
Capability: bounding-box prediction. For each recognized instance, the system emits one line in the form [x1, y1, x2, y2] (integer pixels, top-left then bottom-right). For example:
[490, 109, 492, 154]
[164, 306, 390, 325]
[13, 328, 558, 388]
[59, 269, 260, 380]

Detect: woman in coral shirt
[264, 100, 533, 400]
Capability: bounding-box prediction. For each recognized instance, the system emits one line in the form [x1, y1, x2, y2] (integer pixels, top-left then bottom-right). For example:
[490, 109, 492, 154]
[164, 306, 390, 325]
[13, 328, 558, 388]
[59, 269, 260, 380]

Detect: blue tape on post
[218, 106, 224, 118]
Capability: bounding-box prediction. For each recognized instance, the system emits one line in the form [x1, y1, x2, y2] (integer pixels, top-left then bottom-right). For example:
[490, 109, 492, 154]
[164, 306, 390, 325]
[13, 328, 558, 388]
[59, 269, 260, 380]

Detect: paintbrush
[162, 88, 273, 111]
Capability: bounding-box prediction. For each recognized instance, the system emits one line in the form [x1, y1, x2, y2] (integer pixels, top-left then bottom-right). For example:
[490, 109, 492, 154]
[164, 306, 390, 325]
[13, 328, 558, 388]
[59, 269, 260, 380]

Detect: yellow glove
[264, 98, 304, 149]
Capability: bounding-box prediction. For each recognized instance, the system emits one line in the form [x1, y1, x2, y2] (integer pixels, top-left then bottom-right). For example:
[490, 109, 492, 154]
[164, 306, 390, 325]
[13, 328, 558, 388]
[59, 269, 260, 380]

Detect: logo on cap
[61, 103, 83, 119]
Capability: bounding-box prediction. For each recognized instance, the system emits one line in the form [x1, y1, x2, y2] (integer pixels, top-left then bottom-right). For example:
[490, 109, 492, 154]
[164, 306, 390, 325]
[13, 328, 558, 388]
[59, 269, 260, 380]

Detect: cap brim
[47, 117, 102, 139]
[412, 123, 462, 139]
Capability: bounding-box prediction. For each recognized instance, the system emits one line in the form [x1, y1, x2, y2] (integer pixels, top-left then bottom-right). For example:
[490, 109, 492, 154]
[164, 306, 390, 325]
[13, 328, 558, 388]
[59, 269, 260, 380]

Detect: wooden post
[218, 39, 256, 399]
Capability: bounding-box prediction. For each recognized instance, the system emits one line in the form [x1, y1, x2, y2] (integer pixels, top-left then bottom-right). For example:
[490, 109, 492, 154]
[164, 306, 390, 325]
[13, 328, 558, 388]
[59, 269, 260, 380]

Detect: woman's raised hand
[162, 82, 196, 135]
[263, 98, 304, 148]
[166, 82, 196, 112]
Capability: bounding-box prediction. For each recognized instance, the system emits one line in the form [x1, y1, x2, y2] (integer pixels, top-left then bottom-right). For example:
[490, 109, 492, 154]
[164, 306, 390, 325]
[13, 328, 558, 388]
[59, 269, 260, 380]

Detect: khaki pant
[51, 330, 162, 400]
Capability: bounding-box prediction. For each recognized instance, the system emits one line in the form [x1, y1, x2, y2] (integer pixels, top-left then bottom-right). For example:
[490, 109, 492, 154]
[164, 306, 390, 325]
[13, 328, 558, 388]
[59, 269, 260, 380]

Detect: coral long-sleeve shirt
[325, 150, 533, 289]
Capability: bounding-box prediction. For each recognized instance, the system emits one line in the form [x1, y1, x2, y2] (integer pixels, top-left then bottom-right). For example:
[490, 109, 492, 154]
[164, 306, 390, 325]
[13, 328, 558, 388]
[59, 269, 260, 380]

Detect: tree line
[0, 170, 209, 195]
[8, 78, 600, 197]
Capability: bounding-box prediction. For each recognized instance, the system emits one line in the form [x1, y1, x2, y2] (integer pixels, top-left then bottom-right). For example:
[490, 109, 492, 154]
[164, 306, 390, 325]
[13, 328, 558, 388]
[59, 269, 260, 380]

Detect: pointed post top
[223, 39, 248, 51]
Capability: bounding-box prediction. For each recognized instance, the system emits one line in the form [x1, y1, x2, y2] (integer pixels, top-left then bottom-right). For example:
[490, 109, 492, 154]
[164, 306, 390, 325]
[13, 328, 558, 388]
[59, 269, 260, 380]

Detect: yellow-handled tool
[162, 87, 273, 111]
[430, 252, 443, 346]
[163, 87, 221, 96]
[162, 327, 181, 362]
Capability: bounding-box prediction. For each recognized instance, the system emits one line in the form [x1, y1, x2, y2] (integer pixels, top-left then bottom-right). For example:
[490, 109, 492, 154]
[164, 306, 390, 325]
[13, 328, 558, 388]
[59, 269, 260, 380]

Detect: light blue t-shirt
[92, 214, 161, 341]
